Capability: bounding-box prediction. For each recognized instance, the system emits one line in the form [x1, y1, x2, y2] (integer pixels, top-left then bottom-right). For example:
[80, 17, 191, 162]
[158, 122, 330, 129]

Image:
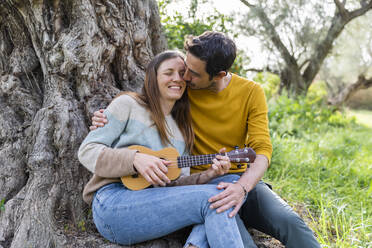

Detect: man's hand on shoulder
[90, 109, 108, 130]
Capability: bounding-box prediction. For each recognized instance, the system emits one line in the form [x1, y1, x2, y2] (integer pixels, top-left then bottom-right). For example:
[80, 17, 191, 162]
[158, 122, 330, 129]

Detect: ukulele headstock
[226, 146, 256, 163]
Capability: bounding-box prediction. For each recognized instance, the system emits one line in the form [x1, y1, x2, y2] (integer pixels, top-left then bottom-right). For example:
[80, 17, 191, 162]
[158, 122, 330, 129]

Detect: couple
[79, 31, 320, 247]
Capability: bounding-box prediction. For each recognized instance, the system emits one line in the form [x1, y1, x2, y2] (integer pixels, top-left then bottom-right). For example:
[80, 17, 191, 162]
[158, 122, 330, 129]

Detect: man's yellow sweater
[188, 73, 272, 174]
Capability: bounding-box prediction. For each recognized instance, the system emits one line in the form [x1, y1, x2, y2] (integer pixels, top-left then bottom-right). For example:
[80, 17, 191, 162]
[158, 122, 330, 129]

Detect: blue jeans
[92, 183, 244, 247]
[202, 174, 320, 248]
[185, 174, 257, 248]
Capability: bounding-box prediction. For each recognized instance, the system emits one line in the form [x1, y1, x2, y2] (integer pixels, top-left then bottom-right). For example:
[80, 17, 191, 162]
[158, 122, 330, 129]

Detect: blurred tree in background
[159, 0, 372, 100]
[158, 0, 251, 76]
[238, 0, 372, 97]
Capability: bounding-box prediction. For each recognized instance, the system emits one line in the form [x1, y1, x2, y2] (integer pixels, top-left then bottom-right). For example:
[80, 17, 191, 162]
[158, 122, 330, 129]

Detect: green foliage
[266, 98, 371, 247]
[77, 220, 86, 232]
[158, 0, 249, 77]
[307, 80, 328, 103]
[158, 0, 235, 50]
[0, 198, 5, 212]
[253, 72, 280, 99]
[269, 95, 355, 138]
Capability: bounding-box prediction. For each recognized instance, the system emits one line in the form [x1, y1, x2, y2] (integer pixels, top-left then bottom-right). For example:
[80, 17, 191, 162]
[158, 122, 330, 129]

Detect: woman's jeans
[187, 174, 320, 248]
[185, 174, 257, 248]
[92, 182, 244, 248]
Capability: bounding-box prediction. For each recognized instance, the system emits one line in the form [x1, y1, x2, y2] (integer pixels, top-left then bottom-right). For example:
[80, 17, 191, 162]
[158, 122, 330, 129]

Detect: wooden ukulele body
[121, 145, 181, 190]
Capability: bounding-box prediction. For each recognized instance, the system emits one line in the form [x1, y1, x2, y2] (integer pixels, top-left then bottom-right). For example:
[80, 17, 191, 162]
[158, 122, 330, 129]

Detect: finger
[218, 147, 226, 153]
[211, 159, 223, 174]
[94, 111, 103, 118]
[208, 189, 229, 204]
[216, 199, 236, 213]
[220, 160, 231, 171]
[142, 172, 155, 186]
[212, 158, 221, 167]
[216, 182, 229, 190]
[211, 192, 237, 210]
[215, 154, 229, 161]
[92, 116, 107, 124]
[89, 126, 97, 131]
[99, 109, 105, 113]
[148, 170, 166, 186]
[92, 121, 104, 127]
[158, 162, 168, 173]
[229, 202, 243, 218]
[154, 164, 170, 184]
[93, 114, 107, 123]
[162, 160, 172, 168]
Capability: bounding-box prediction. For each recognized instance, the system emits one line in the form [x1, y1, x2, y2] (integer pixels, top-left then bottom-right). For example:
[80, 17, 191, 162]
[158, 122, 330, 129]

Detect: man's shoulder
[231, 74, 262, 92]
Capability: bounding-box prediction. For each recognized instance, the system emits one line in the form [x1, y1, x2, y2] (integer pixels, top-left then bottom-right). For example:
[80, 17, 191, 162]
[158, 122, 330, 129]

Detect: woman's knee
[208, 174, 241, 185]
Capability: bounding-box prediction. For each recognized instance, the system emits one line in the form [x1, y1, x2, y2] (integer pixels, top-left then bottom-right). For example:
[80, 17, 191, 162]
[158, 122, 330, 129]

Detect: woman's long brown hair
[116, 51, 194, 152]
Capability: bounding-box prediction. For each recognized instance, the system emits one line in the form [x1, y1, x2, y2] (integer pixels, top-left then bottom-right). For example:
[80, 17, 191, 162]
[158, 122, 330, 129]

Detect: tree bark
[0, 1, 178, 247]
[0, 1, 306, 247]
[328, 74, 372, 106]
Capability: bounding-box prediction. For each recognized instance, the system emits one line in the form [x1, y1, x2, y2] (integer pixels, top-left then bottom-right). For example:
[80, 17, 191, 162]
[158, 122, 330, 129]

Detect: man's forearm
[238, 154, 269, 192]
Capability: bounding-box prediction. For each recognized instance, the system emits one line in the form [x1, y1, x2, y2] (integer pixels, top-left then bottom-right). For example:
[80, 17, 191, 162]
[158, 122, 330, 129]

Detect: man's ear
[213, 71, 227, 81]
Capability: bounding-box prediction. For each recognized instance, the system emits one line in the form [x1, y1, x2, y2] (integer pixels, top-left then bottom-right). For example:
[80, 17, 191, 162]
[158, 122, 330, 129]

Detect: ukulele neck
[177, 154, 220, 168]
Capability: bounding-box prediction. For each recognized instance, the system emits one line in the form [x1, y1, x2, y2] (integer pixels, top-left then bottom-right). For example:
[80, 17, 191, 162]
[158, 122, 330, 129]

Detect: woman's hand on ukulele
[207, 148, 231, 177]
[133, 153, 171, 186]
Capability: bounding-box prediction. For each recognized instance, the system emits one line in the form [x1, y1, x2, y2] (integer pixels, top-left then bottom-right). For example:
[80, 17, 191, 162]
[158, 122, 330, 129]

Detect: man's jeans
[92, 182, 244, 247]
[191, 174, 321, 248]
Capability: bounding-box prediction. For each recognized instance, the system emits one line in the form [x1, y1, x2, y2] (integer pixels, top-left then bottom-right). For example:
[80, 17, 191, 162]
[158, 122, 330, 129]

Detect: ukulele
[121, 145, 256, 190]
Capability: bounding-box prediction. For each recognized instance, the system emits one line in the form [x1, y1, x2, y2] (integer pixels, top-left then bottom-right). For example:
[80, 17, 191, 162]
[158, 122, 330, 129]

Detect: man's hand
[133, 153, 171, 186]
[90, 109, 108, 130]
[208, 181, 246, 218]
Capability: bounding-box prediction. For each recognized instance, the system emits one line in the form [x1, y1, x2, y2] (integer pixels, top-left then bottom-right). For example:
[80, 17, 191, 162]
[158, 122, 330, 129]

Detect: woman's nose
[173, 72, 183, 82]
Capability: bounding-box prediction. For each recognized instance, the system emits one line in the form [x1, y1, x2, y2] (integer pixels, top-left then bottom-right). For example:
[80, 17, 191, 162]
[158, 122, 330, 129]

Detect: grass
[265, 105, 372, 247]
[346, 109, 372, 128]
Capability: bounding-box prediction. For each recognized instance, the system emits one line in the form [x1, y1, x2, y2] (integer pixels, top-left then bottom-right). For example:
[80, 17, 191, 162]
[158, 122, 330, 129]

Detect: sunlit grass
[347, 108, 372, 128]
[266, 106, 372, 247]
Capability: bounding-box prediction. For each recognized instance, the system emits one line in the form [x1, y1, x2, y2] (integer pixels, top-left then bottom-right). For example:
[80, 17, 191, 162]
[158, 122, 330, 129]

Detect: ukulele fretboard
[177, 154, 221, 168]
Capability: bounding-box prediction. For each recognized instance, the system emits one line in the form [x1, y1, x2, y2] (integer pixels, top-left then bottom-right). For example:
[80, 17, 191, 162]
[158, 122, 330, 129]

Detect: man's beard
[187, 81, 217, 91]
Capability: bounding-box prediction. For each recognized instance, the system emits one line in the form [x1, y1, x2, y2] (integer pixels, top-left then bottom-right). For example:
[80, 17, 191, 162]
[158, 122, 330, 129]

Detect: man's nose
[183, 69, 191, 81]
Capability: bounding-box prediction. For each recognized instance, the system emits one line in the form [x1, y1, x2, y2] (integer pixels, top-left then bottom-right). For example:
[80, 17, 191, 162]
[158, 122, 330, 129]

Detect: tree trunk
[328, 74, 372, 107]
[0, 1, 295, 247]
[0, 1, 182, 247]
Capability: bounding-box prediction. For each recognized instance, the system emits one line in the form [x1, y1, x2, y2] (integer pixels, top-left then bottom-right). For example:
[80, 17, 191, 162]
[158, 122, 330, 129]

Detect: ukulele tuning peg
[234, 145, 239, 150]
[244, 144, 247, 147]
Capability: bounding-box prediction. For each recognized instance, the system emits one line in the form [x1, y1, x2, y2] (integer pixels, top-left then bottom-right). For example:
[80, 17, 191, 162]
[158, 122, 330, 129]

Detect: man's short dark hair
[184, 31, 236, 79]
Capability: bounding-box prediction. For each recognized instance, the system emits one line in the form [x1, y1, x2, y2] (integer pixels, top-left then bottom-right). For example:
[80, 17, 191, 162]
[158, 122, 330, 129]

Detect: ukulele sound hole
[131, 174, 139, 178]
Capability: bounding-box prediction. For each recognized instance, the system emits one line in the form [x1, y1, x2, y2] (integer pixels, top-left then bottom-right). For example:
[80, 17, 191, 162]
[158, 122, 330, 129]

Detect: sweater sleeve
[246, 84, 273, 164]
[78, 95, 138, 177]
[167, 171, 215, 186]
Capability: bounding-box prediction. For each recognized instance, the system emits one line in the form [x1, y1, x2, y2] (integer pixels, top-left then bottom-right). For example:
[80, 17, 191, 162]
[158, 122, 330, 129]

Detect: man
[91, 31, 320, 247]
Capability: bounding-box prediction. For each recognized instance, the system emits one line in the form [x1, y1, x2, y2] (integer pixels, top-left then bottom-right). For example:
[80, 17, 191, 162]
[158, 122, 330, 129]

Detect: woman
[78, 50, 244, 247]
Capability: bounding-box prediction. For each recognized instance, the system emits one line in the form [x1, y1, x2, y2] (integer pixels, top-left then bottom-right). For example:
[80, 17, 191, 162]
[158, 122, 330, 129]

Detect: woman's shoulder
[106, 93, 145, 121]
[110, 93, 138, 106]
[108, 93, 142, 110]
